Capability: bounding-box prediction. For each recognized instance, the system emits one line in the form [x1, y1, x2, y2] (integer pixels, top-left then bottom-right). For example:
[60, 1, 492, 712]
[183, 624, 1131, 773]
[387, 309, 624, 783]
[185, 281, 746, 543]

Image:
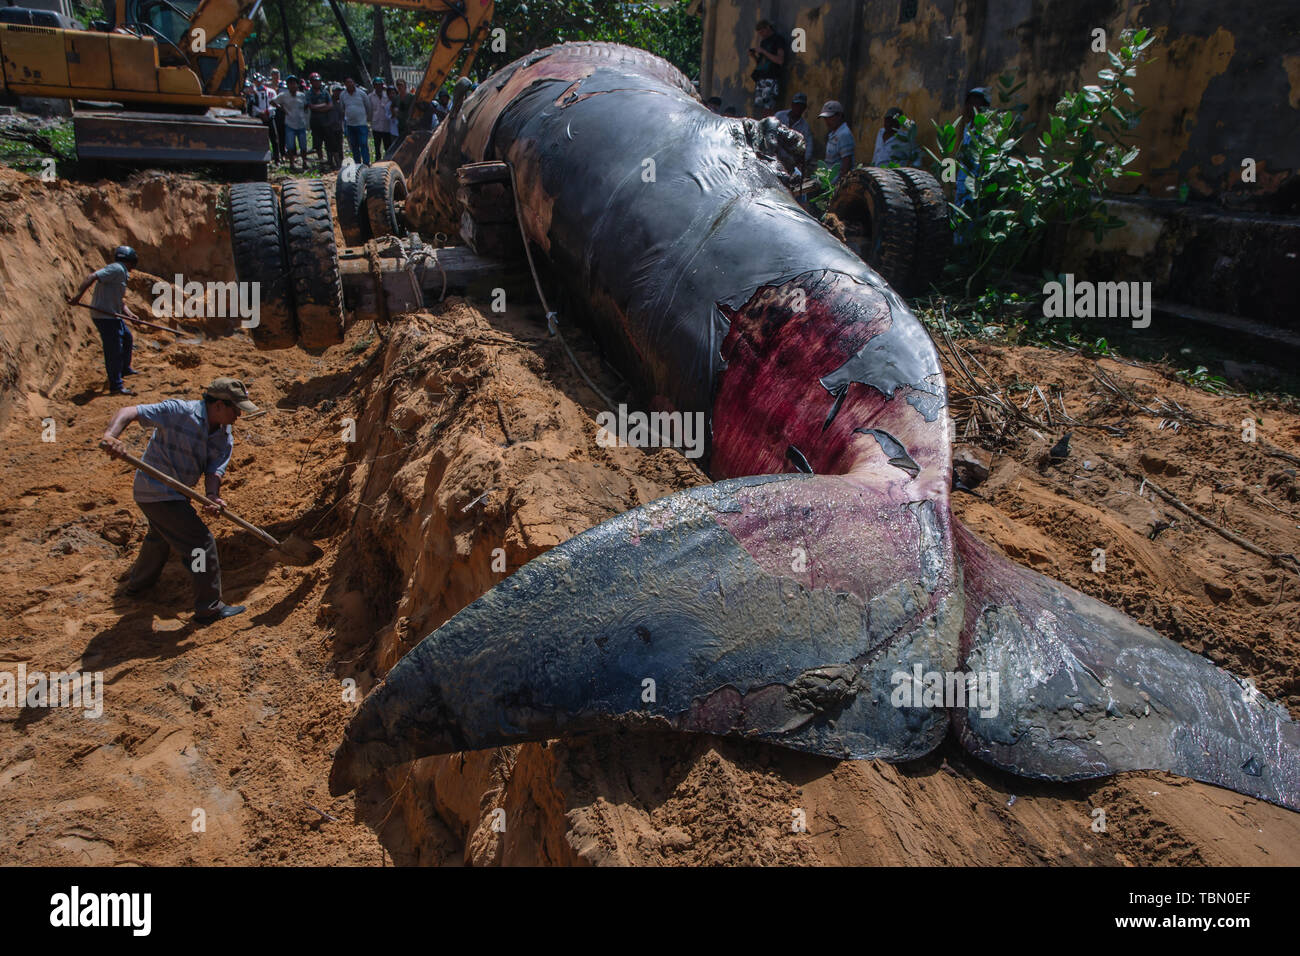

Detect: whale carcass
[329, 43, 1299, 812]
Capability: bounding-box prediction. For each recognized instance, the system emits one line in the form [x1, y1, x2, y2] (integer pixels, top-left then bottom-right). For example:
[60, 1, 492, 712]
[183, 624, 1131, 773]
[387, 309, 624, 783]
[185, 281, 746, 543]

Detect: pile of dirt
[0, 167, 235, 429]
[329, 299, 1300, 866]
[2, 168, 1298, 866]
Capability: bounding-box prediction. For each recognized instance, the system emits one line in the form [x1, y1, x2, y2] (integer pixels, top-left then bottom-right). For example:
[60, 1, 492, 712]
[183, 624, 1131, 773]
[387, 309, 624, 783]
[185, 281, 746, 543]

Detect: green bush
[926, 27, 1154, 295]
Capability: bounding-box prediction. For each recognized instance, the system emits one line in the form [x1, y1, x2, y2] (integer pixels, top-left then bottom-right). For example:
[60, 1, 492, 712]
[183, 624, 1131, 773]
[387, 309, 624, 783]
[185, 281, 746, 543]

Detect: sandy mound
[0, 167, 235, 429]
[1, 169, 1297, 865]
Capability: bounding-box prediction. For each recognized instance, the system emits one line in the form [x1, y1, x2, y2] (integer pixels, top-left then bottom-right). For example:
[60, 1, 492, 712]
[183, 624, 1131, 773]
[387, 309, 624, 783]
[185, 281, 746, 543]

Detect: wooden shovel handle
[100, 442, 281, 549]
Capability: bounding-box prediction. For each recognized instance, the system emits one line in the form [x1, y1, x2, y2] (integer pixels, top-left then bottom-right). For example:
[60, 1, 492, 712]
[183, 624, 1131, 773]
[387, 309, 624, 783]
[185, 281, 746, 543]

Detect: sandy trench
[1, 166, 1298, 865]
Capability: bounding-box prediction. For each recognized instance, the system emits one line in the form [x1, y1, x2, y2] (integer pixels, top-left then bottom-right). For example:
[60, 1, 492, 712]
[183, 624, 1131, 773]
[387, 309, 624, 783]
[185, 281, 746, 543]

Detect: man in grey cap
[819, 100, 855, 183]
[100, 377, 258, 624]
[775, 92, 813, 167]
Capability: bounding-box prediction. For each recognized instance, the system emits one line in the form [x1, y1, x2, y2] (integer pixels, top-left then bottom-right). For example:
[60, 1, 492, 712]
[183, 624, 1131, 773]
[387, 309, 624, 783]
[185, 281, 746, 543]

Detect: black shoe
[111, 387, 136, 396]
[194, 604, 246, 625]
[123, 367, 140, 376]
[123, 582, 154, 596]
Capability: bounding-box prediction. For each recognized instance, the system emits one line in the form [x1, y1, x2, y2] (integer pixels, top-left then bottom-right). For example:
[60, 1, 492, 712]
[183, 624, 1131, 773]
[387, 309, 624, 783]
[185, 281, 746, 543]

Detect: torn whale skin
[330, 43, 1300, 812]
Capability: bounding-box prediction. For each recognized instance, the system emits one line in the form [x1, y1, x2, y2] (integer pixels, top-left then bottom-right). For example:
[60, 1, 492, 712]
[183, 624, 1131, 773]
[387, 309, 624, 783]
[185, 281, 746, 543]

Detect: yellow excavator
[0, 0, 494, 176]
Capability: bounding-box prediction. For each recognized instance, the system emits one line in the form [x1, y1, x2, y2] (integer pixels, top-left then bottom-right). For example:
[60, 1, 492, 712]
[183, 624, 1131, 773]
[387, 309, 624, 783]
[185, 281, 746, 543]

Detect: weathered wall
[702, 0, 1299, 208]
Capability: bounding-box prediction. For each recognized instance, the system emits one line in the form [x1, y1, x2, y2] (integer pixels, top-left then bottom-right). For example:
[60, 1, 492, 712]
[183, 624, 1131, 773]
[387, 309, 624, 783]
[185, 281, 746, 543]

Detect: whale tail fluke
[330, 473, 964, 796]
[329, 479, 1300, 813]
[952, 519, 1300, 812]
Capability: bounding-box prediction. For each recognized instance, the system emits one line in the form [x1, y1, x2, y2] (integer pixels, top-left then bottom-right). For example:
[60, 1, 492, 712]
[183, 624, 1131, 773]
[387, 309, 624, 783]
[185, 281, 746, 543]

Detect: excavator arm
[341, 0, 494, 127]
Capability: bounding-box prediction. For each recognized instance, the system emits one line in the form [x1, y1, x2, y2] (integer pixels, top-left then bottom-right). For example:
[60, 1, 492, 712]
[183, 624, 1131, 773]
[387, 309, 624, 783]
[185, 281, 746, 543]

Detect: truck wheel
[364, 161, 408, 239]
[227, 182, 297, 350]
[894, 167, 950, 296]
[281, 179, 346, 352]
[336, 162, 369, 246]
[826, 166, 917, 293]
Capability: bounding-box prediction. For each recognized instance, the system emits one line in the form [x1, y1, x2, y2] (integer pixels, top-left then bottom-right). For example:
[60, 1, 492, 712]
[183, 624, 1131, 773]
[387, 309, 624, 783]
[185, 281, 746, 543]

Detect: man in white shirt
[339, 77, 372, 165]
[274, 76, 311, 171]
[819, 100, 855, 183]
[871, 107, 920, 167]
[774, 91, 814, 168]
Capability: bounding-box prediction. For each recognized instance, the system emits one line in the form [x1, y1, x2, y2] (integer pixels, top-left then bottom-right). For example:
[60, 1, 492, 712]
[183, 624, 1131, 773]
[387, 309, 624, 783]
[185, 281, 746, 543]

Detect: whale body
[330, 43, 1299, 812]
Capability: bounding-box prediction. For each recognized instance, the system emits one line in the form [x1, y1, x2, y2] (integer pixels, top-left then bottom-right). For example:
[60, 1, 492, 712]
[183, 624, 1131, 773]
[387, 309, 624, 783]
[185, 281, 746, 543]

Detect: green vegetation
[925, 27, 1154, 297]
[245, 0, 701, 88]
[0, 120, 77, 176]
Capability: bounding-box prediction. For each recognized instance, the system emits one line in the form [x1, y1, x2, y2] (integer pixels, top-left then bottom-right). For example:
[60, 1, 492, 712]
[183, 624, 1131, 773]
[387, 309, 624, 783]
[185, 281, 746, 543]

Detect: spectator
[340, 77, 372, 165]
[307, 73, 332, 168]
[819, 99, 855, 183]
[705, 96, 723, 114]
[871, 106, 920, 167]
[253, 76, 279, 164]
[775, 91, 813, 167]
[385, 82, 402, 145]
[748, 19, 788, 117]
[394, 78, 416, 142]
[325, 85, 346, 170]
[274, 76, 310, 172]
[369, 81, 395, 159]
[269, 68, 286, 156]
[955, 86, 990, 209]
[432, 89, 451, 127]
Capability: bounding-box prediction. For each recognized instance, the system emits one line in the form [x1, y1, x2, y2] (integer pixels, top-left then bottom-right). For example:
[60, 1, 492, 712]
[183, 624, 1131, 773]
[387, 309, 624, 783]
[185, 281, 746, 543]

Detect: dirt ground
[1, 167, 1298, 865]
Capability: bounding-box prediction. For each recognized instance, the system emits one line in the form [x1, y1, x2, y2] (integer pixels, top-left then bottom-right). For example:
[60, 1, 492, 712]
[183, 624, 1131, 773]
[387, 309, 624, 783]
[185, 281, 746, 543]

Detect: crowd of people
[242, 67, 453, 172]
[710, 18, 991, 198]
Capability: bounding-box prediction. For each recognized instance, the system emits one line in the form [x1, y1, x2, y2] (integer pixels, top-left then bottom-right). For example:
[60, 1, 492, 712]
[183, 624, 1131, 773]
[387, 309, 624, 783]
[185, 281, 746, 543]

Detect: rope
[504, 161, 616, 410]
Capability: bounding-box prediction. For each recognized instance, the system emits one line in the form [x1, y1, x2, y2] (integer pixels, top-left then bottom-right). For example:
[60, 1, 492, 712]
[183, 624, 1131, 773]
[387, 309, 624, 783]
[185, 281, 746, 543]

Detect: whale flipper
[329, 474, 963, 795]
[952, 520, 1300, 812]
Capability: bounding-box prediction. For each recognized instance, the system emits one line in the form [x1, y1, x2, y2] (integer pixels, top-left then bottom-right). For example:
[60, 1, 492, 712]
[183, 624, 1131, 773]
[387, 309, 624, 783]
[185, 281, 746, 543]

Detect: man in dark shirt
[394, 78, 416, 142]
[749, 19, 788, 116]
[307, 73, 333, 169]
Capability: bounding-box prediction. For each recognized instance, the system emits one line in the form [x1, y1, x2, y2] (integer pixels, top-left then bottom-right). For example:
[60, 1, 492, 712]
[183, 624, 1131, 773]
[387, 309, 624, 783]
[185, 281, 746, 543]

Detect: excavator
[0, 0, 494, 176]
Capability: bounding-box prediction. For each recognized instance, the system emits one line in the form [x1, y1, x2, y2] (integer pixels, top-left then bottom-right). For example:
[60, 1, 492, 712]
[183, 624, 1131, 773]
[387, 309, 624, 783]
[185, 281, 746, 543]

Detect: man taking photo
[100, 377, 258, 625]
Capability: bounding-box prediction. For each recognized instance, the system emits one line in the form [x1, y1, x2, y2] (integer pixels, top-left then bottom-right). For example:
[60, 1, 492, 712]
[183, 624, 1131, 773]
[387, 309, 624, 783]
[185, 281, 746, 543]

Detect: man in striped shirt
[101, 377, 257, 624]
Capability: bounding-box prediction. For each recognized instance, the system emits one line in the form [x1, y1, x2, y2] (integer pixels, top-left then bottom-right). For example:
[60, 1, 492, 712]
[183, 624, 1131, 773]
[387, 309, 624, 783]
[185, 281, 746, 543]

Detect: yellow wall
[702, 0, 1298, 205]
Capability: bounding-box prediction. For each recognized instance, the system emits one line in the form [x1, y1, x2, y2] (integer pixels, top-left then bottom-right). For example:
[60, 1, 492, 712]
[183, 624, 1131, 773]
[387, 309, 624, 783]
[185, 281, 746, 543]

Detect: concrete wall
[700, 0, 1300, 209]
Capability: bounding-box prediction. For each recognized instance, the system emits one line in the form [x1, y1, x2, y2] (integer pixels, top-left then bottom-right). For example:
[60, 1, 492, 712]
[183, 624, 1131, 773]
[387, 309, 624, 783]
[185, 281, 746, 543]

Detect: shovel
[101, 442, 323, 566]
[74, 302, 204, 345]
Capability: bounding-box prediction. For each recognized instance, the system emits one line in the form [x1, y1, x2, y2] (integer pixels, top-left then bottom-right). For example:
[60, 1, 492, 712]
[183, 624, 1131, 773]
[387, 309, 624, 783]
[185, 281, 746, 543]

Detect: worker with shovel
[68, 245, 141, 397]
[100, 377, 255, 625]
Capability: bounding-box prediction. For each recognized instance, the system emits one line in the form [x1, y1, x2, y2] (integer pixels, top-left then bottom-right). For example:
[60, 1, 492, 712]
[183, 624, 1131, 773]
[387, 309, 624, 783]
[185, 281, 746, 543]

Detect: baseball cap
[967, 86, 991, 102]
[818, 99, 844, 118]
[204, 377, 258, 413]
[792, 92, 808, 104]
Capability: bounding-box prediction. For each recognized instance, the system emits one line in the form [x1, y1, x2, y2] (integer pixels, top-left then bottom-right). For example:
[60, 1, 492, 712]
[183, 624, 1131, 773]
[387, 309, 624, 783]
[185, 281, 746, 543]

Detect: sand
[1, 166, 1297, 865]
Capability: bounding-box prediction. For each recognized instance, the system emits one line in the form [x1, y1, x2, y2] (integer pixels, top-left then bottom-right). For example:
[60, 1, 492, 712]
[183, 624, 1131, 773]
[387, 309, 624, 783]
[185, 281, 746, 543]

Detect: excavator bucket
[73, 110, 271, 174]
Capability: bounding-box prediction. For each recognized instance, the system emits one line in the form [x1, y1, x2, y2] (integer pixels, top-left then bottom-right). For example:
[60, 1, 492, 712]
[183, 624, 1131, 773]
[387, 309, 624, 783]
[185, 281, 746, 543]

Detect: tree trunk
[370, 8, 391, 83]
[325, 0, 372, 87]
[276, 0, 297, 75]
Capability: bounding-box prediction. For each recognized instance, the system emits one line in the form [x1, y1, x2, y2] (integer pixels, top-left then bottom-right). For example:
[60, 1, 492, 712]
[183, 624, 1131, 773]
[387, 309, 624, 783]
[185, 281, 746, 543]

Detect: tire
[826, 166, 917, 293]
[894, 167, 950, 296]
[335, 162, 369, 246]
[227, 182, 297, 350]
[363, 161, 408, 239]
[280, 179, 345, 352]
